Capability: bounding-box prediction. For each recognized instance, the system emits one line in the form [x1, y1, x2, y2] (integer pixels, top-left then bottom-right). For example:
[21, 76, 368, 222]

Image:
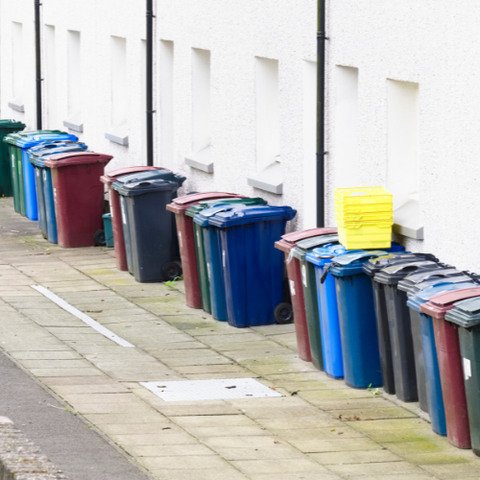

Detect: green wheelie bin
[0, 120, 25, 198]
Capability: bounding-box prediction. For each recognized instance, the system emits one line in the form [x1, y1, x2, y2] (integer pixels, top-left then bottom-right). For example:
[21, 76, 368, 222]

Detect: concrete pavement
[0, 197, 480, 480]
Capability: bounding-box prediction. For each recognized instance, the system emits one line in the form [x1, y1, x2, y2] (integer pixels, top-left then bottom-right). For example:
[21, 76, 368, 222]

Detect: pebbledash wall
[2, 1, 480, 270]
[0, 0, 318, 232]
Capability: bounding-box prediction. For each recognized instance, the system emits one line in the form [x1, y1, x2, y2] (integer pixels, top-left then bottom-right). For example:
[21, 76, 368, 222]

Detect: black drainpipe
[316, 0, 326, 227]
[34, 0, 43, 130]
[146, 0, 154, 166]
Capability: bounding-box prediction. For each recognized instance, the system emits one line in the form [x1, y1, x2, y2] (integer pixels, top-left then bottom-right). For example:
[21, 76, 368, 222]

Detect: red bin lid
[100, 166, 168, 186]
[281, 227, 338, 245]
[420, 286, 480, 319]
[45, 151, 113, 168]
[166, 192, 245, 214]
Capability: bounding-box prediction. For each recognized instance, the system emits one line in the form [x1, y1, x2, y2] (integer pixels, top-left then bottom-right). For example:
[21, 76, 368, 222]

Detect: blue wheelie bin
[305, 244, 347, 379]
[407, 281, 476, 436]
[329, 250, 393, 388]
[207, 204, 296, 327]
[28, 142, 88, 241]
[111, 169, 186, 275]
[5, 131, 78, 220]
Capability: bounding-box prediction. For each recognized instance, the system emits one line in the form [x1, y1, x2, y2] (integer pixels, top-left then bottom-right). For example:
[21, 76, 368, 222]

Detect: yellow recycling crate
[335, 202, 393, 214]
[335, 208, 393, 223]
[335, 186, 393, 207]
[338, 221, 393, 250]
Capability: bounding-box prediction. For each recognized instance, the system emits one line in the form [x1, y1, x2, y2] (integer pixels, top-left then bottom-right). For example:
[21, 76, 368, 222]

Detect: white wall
[0, 0, 318, 233]
[327, 1, 480, 271]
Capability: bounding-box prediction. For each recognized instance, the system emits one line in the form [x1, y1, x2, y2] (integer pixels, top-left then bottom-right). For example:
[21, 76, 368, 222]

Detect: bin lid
[113, 168, 185, 187]
[420, 287, 480, 319]
[445, 296, 480, 328]
[166, 192, 245, 214]
[29, 144, 88, 167]
[44, 152, 113, 168]
[207, 204, 296, 228]
[4, 131, 78, 148]
[190, 198, 267, 223]
[0, 119, 26, 130]
[100, 166, 168, 186]
[329, 250, 390, 277]
[280, 227, 338, 245]
[398, 268, 463, 295]
[362, 252, 438, 278]
[113, 179, 180, 197]
[292, 234, 340, 260]
[407, 282, 476, 314]
[305, 244, 347, 267]
[373, 260, 440, 285]
[410, 273, 477, 295]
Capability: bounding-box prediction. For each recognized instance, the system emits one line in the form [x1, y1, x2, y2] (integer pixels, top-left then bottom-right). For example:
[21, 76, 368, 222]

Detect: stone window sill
[185, 145, 214, 173]
[393, 199, 424, 240]
[247, 161, 283, 195]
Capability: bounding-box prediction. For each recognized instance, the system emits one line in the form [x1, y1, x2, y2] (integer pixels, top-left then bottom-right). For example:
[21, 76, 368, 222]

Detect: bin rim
[112, 178, 179, 196]
[112, 168, 184, 188]
[100, 166, 167, 186]
[44, 152, 113, 168]
[28, 144, 89, 167]
[190, 198, 268, 221]
[7, 132, 78, 148]
[305, 244, 347, 267]
[0, 119, 26, 130]
[397, 267, 462, 294]
[281, 227, 337, 244]
[329, 250, 390, 277]
[373, 260, 441, 285]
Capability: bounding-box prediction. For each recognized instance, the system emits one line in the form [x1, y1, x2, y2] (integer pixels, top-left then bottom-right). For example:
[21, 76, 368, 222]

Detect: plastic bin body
[444, 295, 480, 456]
[306, 244, 347, 378]
[115, 179, 179, 282]
[292, 234, 340, 370]
[209, 205, 296, 328]
[398, 267, 470, 411]
[421, 287, 480, 448]
[194, 198, 268, 320]
[44, 152, 112, 248]
[0, 120, 25, 197]
[373, 260, 441, 401]
[6, 132, 78, 221]
[103, 213, 114, 247]
[6, 143, 25, 215]
[101, 167, 179, 271]
[29, 142, 88, 241]
[330, 250, 391, 388]
[166, 193, 245, 309]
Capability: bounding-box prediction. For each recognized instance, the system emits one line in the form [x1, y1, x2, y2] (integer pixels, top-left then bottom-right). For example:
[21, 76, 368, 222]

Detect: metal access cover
[141, 378, 282, 402]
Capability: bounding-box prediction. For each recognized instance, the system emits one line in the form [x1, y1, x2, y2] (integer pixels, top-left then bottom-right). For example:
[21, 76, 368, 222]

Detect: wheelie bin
[44, 152, 112, 248]
[104, 168, 184, 272]
[329, 250, 393, 388]
[305, 244, 347, 378]
[290, 233, 340, 369]
[29, 142, 88, 241]
[113, 179, 181, 282]
[193, 198, 268, 321]
[0, 119, 25, 197]
[274, 227, 337, 363]
[4, 131, 78, 220]
[373, 260, 442, 401]
[445, 296, 480, 456]
[166, 193, 245, 309]
[421, 286, 480, 449]
[407, 281, 476, 436]
[207, 204, 296, 327]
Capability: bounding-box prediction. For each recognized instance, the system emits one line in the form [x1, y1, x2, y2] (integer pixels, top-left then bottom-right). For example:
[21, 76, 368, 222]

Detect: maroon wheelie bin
[421, 286, 480, 449]
[166, 192, 245, 309]
[45, 152, 113, 248]
[274, 227, 337, 364]
[101, 166, 165, 271]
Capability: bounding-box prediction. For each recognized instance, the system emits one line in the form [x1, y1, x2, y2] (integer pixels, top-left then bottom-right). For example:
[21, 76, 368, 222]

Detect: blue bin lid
[114, 179, 180, 197]
[11, 132, 78, 148]
[329, 250, 390, 277]
[28, 143, 88, 167]
[207, 204, 297, 228]
[292, 234, 340, 261]
[114, 169, 186, 187]
[28, 140, 80, 153]
[305, 244, 347, 267]
[407, 282, 475, 313]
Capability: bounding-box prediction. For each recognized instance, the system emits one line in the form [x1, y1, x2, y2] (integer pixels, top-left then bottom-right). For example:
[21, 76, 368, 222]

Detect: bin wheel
[162, 260, 183, 281]
[274, 302, 293, 324]
[94, 229, 106, 247]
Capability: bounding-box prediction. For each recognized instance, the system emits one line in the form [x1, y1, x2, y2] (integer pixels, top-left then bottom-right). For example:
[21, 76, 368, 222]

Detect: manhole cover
[141, 378, 282, 401]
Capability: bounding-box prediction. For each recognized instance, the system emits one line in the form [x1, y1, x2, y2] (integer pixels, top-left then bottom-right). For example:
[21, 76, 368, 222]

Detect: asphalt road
[0, 349, 152, 480]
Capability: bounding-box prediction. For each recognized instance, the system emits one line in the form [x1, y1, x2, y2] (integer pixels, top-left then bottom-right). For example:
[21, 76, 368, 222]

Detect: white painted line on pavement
[30, 285, 135, 348]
